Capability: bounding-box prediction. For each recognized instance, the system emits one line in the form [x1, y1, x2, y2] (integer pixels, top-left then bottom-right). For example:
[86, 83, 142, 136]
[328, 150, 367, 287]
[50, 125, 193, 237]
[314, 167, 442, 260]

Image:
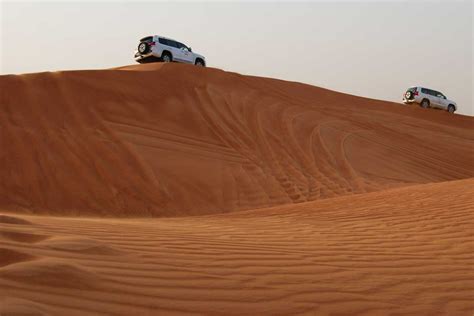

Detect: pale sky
[1, 1, 473, 115]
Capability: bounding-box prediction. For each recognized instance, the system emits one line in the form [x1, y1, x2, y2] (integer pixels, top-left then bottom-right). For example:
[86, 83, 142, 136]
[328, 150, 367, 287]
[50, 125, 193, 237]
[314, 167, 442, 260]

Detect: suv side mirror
[188, 47, 192, 52]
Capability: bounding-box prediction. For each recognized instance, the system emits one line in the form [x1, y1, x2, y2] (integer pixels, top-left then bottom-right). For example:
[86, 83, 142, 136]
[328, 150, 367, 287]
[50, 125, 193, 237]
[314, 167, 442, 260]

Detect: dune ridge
[1, 63, 473, 217]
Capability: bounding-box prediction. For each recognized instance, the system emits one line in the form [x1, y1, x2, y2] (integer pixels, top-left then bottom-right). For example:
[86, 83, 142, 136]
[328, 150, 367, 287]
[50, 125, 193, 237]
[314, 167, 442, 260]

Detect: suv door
[421, 88, 432, 104]
[425, 89, 439, 108]
[436, 92, 449, 110]
[164, 39, 183, 61]
[430, 90, 444, 109]
[177, 42, 194, 63]
[158, 38, 176, 58]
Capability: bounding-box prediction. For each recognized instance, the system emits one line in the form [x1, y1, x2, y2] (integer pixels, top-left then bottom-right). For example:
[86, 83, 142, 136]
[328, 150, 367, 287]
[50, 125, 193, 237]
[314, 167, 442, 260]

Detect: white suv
[134, 35, 206, 66]
[403, 86, 457, 113]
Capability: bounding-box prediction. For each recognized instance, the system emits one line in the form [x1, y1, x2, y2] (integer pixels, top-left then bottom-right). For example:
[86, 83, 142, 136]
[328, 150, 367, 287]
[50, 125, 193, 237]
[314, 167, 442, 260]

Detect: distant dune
[0, 63, 473, 217]
[0, 64, 473, 315]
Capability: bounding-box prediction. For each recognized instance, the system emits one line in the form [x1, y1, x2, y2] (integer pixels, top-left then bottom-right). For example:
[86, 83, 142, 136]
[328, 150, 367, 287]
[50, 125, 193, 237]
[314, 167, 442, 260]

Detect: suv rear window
[140, 36, 153, 43]
[407, 87, 417, 93]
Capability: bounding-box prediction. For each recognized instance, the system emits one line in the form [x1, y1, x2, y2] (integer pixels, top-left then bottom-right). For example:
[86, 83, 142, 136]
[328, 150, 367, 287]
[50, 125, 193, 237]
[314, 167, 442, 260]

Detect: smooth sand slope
[1, 179, 473, 315]
[1, 63, 473, 216]
[1, 64, 473, 315]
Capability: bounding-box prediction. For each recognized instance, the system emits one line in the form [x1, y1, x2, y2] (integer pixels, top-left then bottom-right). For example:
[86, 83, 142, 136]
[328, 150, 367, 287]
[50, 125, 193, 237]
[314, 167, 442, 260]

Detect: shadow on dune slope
[1, 63, 473, 216]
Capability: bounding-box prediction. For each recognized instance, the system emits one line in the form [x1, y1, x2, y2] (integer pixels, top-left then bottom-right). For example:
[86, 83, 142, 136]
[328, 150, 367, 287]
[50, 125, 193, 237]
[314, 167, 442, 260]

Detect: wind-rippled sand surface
[1, 63, 473, 315]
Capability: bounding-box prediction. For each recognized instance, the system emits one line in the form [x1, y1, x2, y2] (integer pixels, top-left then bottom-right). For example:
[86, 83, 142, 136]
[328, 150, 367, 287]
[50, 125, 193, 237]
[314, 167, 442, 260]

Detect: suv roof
[409, 86, 444, 93]
[140, 35, 179, 42]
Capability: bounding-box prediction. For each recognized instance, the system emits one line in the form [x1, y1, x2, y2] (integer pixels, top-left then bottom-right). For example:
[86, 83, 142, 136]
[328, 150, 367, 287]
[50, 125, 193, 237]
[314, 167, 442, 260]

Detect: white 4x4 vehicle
[134, 35, 206, 66]
[403, 86, 457, 113]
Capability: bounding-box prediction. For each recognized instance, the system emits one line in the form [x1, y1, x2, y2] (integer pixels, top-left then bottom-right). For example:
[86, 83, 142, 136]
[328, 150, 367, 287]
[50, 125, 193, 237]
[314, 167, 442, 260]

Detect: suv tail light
[150, 41, 156, 46]
[414, 90, 419, 96]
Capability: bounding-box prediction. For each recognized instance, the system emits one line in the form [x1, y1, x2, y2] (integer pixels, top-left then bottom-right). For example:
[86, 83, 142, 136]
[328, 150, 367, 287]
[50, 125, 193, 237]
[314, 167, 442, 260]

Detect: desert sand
[0, 63, 473, 315]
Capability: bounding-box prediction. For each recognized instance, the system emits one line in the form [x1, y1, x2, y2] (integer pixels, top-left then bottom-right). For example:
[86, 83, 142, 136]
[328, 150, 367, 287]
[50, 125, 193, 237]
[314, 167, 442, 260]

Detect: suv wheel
[405, 91, 413, 100]
[195, 59, 204, 67]
[421, 99, 430, 109]
[161, 53, 171, 63]
[448, 104, 455, 113]
[138, 42, 149, 54]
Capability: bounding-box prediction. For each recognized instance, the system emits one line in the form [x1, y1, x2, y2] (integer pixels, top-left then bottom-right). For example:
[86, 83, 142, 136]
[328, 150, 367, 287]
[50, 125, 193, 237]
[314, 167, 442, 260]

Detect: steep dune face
[1, 63, 473, 216]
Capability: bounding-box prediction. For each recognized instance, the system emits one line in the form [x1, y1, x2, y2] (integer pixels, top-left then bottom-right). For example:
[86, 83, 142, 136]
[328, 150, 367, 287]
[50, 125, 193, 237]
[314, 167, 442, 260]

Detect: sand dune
[1, 179, 473, 315]
[1, 64, 473, 315]
[1, 63, 473, 216]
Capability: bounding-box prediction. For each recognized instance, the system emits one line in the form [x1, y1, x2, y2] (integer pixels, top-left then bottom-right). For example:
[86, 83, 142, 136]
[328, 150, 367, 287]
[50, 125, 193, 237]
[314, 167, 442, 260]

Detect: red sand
[0, 63, 473, 315]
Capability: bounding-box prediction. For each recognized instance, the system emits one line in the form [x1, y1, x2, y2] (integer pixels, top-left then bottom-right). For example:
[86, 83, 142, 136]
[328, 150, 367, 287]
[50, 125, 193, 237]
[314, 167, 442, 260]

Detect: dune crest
[1, 64, 473, 217]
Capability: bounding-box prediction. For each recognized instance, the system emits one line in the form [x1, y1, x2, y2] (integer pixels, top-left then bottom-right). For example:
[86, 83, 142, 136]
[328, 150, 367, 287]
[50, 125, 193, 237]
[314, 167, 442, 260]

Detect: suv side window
[168, 40, 179, 48]
[421, 88, 428, 94]
[158, 38, 169, 46]
[177, 42, 188, 50]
